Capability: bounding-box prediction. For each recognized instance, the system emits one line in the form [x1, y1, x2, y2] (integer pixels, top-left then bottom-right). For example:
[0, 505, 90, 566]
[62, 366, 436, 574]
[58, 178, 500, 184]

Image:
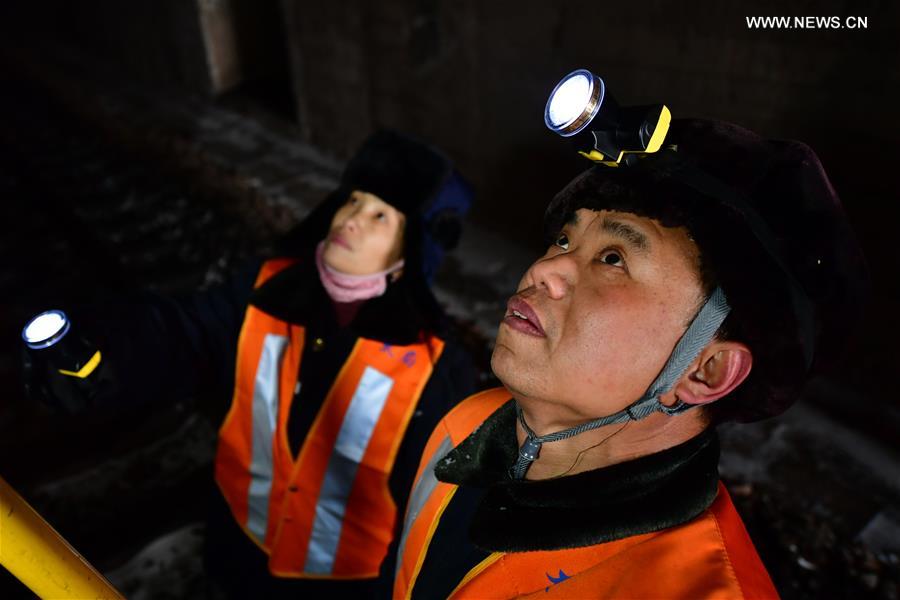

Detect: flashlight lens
[544, 69, 604, 137]
[547, 73, 592, 128]
[23, 310, 70, 349]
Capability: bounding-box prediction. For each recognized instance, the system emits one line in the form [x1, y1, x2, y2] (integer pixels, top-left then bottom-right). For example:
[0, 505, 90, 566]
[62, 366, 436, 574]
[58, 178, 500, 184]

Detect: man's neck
[515, 400, 709, 480]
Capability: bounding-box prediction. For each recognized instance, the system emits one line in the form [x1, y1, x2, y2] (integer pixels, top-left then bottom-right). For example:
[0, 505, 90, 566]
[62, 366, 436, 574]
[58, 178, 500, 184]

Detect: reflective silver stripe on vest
[246, 333, 288, 543]
[395, 435, 454, 578]
[304, 366, 395, 574]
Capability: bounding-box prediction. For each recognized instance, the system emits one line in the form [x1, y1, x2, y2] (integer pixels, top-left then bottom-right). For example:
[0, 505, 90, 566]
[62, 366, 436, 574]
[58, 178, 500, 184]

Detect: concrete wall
[279, 0, 900, 248]
[25, 0, 214, 93]
[4, 1, 290, 98]
[9, 1, 896, 245]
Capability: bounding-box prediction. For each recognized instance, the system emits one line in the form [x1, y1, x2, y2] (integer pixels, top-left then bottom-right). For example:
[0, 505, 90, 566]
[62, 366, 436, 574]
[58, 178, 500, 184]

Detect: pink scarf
[315, 240, 405, 303]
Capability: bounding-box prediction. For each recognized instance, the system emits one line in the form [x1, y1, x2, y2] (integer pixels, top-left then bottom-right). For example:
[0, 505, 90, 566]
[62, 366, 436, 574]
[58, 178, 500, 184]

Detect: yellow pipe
[0, 475, 123, 599]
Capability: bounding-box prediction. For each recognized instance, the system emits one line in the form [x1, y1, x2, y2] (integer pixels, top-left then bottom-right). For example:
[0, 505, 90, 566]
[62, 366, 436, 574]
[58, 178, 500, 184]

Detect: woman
[29, 130, 476, 598]
[205, 130, 477, 597]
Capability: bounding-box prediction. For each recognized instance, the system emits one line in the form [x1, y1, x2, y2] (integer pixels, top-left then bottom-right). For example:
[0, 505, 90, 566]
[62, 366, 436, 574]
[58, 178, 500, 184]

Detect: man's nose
[528, 253, 577, 300]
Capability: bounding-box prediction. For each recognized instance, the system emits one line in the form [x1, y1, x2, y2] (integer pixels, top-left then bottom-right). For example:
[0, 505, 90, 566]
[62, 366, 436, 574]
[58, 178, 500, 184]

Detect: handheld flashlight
[22, 310, 102, 378]
[544, 68, 671, 166]
[21, 310, 107, 413]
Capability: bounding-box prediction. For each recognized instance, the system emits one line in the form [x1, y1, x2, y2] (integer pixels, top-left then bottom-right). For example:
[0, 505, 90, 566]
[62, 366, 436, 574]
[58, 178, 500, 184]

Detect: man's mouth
[502, 296, 546, 337]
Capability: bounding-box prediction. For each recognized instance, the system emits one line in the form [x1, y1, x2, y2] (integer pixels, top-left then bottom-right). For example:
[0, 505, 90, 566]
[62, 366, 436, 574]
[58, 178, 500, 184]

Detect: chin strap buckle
[519, 437, 542, 462]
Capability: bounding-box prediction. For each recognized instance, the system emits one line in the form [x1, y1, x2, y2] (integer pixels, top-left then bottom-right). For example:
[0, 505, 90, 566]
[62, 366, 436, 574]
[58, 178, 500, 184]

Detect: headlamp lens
[544, 69, 604, 137]
[23, 310, 70, 349]
[547, 73, 592, 128]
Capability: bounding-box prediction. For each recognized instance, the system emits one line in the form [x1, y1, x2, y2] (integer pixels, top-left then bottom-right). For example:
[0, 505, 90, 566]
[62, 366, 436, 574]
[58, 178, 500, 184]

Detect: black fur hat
[279, 130, 472, 282]
[274, 130, 473, 337]
[545, 119, 869, 423]
[342, 130, 452, 216]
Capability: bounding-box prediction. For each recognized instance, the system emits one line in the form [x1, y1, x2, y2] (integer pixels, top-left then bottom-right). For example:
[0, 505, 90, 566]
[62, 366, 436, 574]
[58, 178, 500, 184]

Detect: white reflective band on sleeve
[304, 366, 394, 574]
[246, 334, 288, 543]
[395, 435, 454, 578]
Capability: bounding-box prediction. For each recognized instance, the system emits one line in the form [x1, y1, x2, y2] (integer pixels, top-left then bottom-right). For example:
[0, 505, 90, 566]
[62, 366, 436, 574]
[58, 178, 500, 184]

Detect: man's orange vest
[215, 258, 444, 579]
[395, 388, 779, 599]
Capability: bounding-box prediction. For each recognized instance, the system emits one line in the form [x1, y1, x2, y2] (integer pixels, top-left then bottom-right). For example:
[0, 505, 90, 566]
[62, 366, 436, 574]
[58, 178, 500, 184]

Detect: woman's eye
[554, 234, 569, 251]
[598, 249, 625, 268]
[375, 212, 386, 222]
[349, 196, 359, 206]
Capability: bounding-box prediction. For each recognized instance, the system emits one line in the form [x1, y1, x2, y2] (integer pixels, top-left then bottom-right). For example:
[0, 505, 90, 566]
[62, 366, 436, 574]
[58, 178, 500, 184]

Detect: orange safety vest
[395, 388, 779, 599]
[215, 258, 445, 579]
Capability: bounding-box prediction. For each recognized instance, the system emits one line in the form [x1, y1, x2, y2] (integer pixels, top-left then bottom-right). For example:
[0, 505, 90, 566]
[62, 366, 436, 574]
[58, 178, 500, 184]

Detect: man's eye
[598, 249, 625, 267]
[349, 196, 360, 206]
[554, 234, 570, 251]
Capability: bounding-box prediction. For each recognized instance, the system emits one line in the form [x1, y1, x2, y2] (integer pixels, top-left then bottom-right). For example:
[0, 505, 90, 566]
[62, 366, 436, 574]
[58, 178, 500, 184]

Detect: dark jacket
[396, 389, 778, 599]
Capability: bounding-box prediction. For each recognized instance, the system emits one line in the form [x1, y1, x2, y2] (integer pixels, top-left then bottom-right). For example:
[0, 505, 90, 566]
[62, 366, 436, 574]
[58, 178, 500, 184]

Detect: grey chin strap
[510, 286, 731, 480]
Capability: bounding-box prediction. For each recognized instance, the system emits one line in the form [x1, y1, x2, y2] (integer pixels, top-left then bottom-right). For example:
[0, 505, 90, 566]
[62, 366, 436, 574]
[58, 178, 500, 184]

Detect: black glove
[21, 338, 120, 415]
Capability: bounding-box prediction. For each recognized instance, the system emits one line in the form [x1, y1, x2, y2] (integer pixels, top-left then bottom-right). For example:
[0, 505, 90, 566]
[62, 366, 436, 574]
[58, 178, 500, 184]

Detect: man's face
[491, 208, 706, 425]
[322, 190, 406, 275]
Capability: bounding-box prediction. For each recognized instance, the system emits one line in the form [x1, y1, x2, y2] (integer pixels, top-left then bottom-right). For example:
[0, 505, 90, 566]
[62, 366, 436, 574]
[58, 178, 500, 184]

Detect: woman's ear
[660, 341, 753, 408]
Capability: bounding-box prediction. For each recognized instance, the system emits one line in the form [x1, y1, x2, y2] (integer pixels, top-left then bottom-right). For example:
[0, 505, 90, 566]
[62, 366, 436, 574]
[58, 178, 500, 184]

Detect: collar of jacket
[434, 399, 721, 552]
[248, 251, 433, 346]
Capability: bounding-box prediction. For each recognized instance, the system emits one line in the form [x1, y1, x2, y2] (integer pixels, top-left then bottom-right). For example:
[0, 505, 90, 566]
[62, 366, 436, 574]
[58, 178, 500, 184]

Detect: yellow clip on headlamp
[544, 68, 671, 166]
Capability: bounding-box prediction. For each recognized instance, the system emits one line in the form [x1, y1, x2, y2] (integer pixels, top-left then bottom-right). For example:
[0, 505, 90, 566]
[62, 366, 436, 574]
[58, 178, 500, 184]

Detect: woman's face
[322, 190, 406, 275]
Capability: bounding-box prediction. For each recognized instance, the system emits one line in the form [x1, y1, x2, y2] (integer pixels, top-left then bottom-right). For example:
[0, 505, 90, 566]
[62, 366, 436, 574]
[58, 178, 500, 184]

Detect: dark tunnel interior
[0, 1, 898, 598]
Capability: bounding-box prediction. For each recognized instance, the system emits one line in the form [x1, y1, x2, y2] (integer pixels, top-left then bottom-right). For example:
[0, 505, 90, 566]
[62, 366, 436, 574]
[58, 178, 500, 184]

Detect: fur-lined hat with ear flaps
[272, 130, 473, 338]
[279, 130, 473, 284]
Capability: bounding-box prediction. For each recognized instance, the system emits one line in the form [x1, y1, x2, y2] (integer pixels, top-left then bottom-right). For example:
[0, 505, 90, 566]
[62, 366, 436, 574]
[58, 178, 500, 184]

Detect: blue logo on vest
[380, 344, 417, 367]
[545, 569, 571, 592]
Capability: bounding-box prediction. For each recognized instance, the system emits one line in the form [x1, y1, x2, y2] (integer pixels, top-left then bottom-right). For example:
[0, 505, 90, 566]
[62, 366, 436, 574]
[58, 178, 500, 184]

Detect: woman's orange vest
[395, 388, 779, 599]
[215, 258, 444, 579]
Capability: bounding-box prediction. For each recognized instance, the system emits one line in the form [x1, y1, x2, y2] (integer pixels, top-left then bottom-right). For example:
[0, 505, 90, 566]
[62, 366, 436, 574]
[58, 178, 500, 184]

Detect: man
[393, 119, 867, 598]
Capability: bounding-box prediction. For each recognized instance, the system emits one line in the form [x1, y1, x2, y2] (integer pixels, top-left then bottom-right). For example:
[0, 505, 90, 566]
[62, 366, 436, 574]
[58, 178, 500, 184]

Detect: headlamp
[544, 68, 671, 166]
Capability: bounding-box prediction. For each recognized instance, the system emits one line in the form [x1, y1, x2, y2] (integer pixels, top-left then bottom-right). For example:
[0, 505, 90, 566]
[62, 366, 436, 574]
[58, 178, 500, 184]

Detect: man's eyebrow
[600, 218, 650, 252]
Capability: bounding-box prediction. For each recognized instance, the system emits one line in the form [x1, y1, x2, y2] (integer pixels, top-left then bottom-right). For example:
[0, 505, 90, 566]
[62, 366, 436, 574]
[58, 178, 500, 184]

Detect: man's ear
[660, 341, 753, 407]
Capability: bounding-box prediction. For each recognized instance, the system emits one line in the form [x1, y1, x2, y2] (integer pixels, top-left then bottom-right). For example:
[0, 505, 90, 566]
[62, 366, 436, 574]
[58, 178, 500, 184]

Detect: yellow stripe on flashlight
[58, 351, 102, 379]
